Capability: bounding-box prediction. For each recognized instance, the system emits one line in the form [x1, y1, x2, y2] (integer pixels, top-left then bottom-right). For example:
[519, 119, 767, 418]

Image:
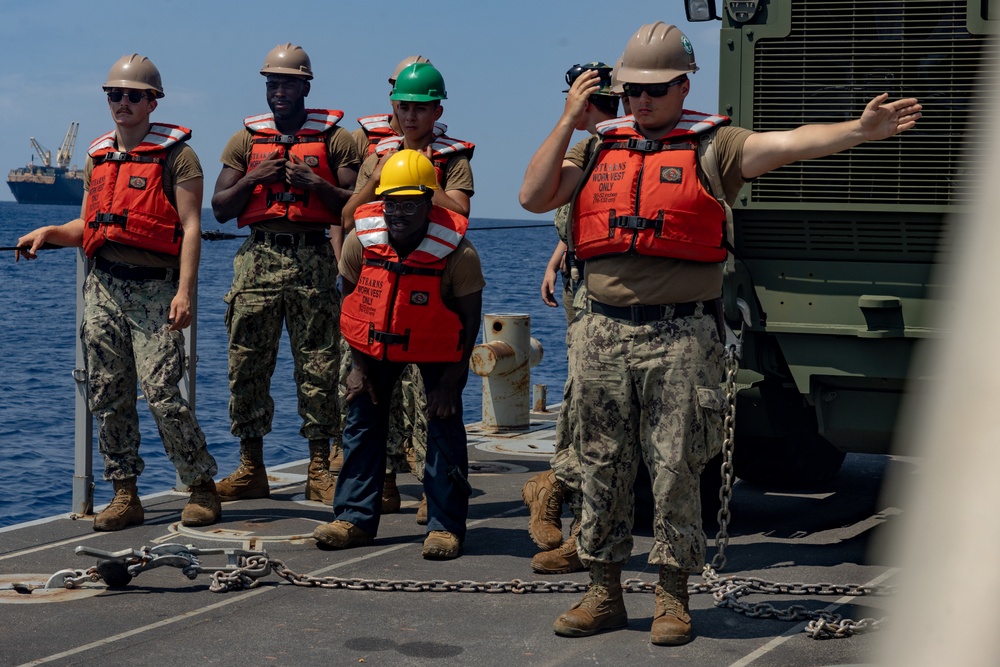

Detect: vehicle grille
[750, 0, 996, 208]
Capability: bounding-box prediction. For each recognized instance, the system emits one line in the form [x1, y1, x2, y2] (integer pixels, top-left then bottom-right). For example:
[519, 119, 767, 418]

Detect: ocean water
[0, 202, 567, 528]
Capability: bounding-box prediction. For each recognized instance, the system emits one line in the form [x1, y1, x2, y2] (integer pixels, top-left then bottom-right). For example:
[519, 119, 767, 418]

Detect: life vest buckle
[93, 211, 129, 228]
[626, 137, 663, 152]
[266, 191, 303, 205]
[372, 330, 410, 348]
[611, 215, 652, 230]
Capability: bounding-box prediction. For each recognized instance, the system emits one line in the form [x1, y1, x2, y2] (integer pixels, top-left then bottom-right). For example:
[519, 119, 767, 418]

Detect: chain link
[711, 342, 740, 572]
[204, 555, 891, 639]
[56, 315, 891, 640]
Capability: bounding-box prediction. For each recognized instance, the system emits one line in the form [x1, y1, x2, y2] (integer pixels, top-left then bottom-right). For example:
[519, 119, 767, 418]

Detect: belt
[590, 299, 702, 324]
[94, 256, 177, 282]
[251, 230, 329, 247]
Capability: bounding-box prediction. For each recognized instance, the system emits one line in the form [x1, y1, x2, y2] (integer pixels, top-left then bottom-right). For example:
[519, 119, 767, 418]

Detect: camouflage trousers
[569, 304, 725, 570]
[225, 237, 341, 442]
[549, 281, 587, 517]
[387, 364, 427, 480]
[82, 268, 217, 486]
[336, 342, 427, 480]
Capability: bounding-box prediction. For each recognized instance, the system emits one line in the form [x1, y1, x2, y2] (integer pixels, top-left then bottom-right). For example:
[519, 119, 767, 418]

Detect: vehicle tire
[732, 380, 846, 488]
[733, 431, 845, 488]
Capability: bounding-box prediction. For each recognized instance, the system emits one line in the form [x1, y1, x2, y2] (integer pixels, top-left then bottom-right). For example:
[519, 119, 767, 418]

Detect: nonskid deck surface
[0, 412, 903, 667]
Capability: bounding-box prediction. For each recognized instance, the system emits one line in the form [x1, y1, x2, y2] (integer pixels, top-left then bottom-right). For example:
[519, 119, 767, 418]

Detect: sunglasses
[383, 199, 429, 216]
[622, 79, 686, 98]
[107, 90, 149, 104]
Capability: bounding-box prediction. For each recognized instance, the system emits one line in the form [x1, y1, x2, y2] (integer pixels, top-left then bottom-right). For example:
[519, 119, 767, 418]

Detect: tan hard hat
[617, 22, 698, 84]
[260, 43, 313, 80]
[389, 55, 432, 84]
[610, 55, 625, 95]
[103, 54, 164, 99]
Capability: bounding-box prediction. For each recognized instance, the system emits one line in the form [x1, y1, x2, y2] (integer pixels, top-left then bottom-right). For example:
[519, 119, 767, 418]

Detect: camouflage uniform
[225, 237, 340, 441]
[549, 203, 585, 516]
[569, 306, 725, 570]
[83, 268, 217, 485]
[386, 364, 427, 480]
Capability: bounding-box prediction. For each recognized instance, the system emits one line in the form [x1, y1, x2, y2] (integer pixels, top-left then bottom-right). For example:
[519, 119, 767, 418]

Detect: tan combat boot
[329, 445, 344, 475]
[305, 439, 337, 503]
[382, 472, 401, 513]
[553, 561, 628, 637]
[216, 437, 269, 501]
[650, 566, 692, 646]
[181, 479, 222, 527]
[415, 493, 428, 525]
[532, 520, 586, 574]
[522, 469, 565, 550]
[93, 478, 144, 531]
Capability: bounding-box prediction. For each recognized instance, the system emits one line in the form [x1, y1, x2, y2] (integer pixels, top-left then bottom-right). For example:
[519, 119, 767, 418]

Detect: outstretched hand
[860, 94, 922, 141]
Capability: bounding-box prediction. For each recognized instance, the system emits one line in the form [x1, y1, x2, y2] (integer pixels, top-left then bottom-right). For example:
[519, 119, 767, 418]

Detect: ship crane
[56, 122, 78, 169]
[29, 137, 52, 168]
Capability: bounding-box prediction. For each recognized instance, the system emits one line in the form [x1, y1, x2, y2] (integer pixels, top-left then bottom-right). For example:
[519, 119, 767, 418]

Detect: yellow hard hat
[103, 54, 164, 98]
[375, 149, 440, 196]
[260, 43, 313, 80]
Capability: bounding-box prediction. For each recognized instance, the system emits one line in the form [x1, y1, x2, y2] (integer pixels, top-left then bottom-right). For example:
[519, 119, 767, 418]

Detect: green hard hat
[390, 62, 448, 102]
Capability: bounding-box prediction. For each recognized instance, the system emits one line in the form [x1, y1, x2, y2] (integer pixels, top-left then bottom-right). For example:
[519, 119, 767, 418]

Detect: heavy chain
[710, 341, 740, 572]
[703, 569, 893, 639]
[208, 555, 890, 639]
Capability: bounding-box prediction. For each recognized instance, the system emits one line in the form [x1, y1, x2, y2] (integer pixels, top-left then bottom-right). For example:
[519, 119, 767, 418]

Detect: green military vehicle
[685, 0, 996, 485]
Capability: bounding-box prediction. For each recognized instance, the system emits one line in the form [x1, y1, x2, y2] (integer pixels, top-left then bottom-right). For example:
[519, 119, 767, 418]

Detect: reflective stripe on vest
[237, 109, 344, 227]
[573, 111, 731, 263]
[341, 202, 469, 363]
[81, 123, 189, 258]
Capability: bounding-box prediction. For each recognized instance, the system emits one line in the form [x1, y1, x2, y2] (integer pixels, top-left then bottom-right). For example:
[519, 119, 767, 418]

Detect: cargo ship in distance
[7, 122, 84, 206]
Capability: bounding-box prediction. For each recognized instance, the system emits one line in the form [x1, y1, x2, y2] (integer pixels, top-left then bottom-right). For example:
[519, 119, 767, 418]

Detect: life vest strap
[609, 211, 664, 232]
[363, 258, 445, 277]
[266, 191, 308, 206]
[93, 152, 162, 166]
[90, 211, 129, 229]
[253, 135, 325, 146]
[368, 323, 411, 350]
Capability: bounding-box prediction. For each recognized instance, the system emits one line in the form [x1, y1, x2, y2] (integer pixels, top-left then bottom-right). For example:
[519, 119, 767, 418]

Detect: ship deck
[0, 408, 904, 667]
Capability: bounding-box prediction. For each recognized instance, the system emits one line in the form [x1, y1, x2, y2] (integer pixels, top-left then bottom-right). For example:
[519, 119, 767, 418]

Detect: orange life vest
[573, 111, 730, 263]
[237, 109, 344, 227]
[374, 133, 474, 185]
[356, 114, 448, 157]
[82, 123, 190, 259]
[341, 202, 469, 363]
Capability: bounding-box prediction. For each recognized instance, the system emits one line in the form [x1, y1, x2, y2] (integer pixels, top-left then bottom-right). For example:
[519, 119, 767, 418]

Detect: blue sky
[0, 0, 722, 220]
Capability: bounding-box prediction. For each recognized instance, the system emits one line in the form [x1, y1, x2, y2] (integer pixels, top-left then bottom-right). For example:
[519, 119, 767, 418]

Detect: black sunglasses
[383, 199, 429, 216]
[622, 79, 686, 98]
[107, 90, 149, 104]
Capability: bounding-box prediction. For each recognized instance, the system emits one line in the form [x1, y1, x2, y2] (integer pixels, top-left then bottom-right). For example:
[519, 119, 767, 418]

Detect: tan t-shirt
[565, 125, 753, 305]
[351, 126, 376, 158]
[355, 152, 475, 196]
[218, 122, 361, 233]
[85, 140, 203, 268]
[339, 229, 486, 302]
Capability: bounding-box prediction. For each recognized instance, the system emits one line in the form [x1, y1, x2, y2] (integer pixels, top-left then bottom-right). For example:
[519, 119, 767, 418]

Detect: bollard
[470, 314, 543, 431]
[532, 384, 548, 413]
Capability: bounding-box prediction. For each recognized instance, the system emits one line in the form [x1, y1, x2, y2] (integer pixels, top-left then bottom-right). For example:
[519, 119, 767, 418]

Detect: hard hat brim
[615, 64, 698, 85]
[259, 68, 313, 80]
[102, 82, 164, 98]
